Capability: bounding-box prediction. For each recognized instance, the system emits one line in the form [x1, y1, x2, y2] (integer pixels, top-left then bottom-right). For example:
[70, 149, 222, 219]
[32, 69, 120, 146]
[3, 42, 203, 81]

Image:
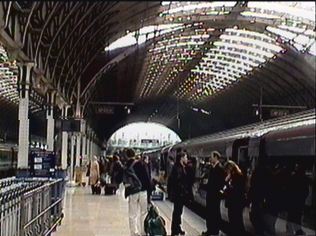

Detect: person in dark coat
[248, 165, 267, 235]
[286, 163, 310, 235]
[110, 154, 124, 189]
[167, 151, 190, 236]
[124, 148, 151, 236]
[139, 154, 153, 203]
[186, 156, 196, 205]
[224, 160, 247, 236]
[264, 163, 290, 235]
[202, 151, 226, 236]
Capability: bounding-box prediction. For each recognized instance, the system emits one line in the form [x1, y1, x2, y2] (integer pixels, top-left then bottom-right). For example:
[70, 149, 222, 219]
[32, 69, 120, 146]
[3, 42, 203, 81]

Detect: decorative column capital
[16, 61, 35, 69]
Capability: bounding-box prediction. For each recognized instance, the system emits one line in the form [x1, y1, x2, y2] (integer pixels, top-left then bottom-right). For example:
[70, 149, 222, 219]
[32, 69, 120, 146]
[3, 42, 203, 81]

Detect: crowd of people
[86, 150, 154, 236]
[85, 148, 310, 236]
[167, 149, 310, 236]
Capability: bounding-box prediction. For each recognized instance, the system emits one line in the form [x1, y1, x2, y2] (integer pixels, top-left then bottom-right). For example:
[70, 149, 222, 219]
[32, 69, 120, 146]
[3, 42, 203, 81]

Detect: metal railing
[0, 177, 65, 236]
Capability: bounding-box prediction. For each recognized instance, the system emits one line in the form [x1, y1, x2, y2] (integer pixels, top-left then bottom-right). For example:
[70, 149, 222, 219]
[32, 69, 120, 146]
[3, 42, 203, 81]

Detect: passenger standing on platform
[140, 154, 153, 203]
[186, 156, 196, 205]
[109, 154, 124, 189]
[89, 155, 100, 194]
[202, 151, 226, 236]
[248, 165, 267, 235]
[99, 156, 107, 186]
[286, 163, 310, 236]
[124, 148, 151, 236]
[264, 163, 289, 235]
[224, 160, 247, 236]
[167, 151, 190, 236]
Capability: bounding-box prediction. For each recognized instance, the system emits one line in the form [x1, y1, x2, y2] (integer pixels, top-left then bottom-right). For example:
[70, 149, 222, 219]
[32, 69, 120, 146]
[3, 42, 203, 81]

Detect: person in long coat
[89, 155, 100, 194]
[167, 151, 190, 236]
[224, 160, 247, 235]
[202, 151, 226, 236]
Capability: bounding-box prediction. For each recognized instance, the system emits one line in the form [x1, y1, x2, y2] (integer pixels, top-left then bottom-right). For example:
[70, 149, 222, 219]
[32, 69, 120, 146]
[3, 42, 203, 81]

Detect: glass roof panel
[175, 28, 283, 101]
[133, 2, 315, 101]
[247, 2, 315, 22]
[104, 24, 184, 51]
[241, 11, 281, 19]
[140, 25, 212, 98]
[266, 26, 297, 40]
[161, 1, 236, 15]
[243, 2, 315, 54]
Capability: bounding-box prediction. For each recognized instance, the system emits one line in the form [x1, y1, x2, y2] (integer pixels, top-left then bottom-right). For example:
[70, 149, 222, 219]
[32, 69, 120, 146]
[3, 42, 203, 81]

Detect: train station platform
[51, 184, 316, 236]
[52, 185, 209, 236]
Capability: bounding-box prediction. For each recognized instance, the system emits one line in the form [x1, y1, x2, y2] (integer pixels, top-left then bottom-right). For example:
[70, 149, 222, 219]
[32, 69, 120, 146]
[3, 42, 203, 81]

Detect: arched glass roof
[104, 1, 315, 104]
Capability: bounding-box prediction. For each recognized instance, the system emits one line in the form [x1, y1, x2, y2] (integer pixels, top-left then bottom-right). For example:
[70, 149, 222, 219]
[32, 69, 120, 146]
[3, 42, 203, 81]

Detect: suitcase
[104, 184, 117, 195]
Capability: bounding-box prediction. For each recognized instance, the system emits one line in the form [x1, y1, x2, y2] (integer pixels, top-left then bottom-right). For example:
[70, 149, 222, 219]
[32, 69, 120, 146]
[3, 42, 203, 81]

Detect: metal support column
[86, 127, 91, 160]
[75, 133, 81, 167]
[81, 120, 87, 164]
[70, 134, 75, 183]
[17, 62, 34, 172]
[46, 91, 56, 151]
[61, 105, 70, 170]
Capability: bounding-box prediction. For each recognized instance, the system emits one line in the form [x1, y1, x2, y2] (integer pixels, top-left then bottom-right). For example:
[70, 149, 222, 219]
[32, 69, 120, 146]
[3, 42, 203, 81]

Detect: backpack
[123, 160, 142, 198]
[144, 205, 167, 236]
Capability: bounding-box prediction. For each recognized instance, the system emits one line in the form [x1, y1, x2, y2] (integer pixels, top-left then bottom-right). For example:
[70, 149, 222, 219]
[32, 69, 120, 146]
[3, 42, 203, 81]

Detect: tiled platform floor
[53, 185, 208, 236]
[52, 185, 315, 236]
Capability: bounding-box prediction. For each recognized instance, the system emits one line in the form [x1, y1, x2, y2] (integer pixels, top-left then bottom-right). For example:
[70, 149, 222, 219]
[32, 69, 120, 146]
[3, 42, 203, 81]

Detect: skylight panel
[241, 11, 281, 19]
[162, 2, 236, 15]
[294, 34, 312, 45]
[105, 24, 184, 51]
[213, 41, 275, 58]
[225, 28, 274, 41]
[105, 33, 137, 51]
[161, 1, 170, 6]
[247, 2, 315, 22]
[220, 34, 282, 52]
[278, 25, 306, 34]
[186, 28, 283, 101]
[266, 26, 297, 40]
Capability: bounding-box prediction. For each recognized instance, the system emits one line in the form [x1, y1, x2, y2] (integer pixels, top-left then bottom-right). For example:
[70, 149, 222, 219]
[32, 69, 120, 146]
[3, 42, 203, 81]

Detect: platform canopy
[0, 1, 315, 141]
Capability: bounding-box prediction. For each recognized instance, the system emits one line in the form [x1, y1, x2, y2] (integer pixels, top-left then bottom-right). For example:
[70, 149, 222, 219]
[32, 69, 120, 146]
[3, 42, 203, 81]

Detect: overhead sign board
[95, 106, 114, 114]
[141, 139, 159, 144]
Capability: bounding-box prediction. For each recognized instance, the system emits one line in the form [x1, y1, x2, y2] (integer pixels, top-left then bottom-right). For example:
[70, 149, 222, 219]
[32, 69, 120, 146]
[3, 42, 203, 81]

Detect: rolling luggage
[104, 184, 117, 195]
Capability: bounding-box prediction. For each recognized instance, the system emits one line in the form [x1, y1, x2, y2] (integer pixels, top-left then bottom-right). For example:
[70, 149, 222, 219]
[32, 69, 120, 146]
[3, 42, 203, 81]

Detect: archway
[106, 122, 181, 154]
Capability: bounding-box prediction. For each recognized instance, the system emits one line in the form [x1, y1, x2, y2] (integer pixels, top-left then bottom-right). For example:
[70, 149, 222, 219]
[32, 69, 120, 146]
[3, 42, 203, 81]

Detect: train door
[231, 138, 250, 175]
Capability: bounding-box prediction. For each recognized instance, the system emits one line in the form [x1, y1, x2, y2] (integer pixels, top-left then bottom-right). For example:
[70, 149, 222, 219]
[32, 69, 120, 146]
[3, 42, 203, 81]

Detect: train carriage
[162, 109, 315, 235]
[0, 142, 18, 178]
